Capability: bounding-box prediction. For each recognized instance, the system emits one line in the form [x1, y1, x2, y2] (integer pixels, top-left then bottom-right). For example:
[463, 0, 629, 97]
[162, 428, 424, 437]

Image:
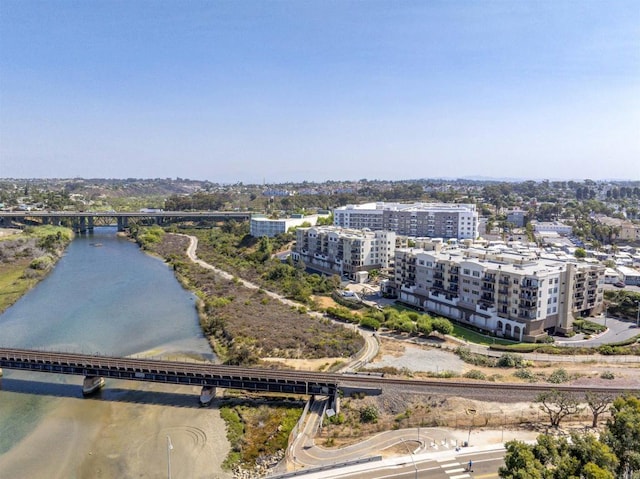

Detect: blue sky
[1, 1, 638, 183]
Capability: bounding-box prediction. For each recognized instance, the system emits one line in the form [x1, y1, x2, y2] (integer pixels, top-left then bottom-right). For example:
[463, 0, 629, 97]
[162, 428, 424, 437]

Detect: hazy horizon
[1, 1, 639, 183]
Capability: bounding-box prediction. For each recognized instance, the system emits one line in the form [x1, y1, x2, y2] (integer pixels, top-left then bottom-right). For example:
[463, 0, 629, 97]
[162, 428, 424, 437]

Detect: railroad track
[2, 347, 638, 400]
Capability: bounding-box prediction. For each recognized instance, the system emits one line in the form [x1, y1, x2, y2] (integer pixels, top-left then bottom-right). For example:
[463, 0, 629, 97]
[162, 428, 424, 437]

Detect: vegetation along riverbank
[0, 226, 73, 314]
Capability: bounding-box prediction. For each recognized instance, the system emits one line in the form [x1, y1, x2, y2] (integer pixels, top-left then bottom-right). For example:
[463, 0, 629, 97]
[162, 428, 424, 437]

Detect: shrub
[463, 369, 487, 380]
[359, 405, 379, 424]
[29, 255, 54, 270]
[600, 371, 615, 380]
[548, 368, 571, 384]
[359, 316, 381, 331]
[326, 412, 346, 425]
[496, 353, 526, 368]
[514, 368, 537, 382]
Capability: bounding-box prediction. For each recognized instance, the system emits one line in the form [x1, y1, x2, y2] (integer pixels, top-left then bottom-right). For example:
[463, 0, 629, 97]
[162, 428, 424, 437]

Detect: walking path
[181, 234, 379, 371]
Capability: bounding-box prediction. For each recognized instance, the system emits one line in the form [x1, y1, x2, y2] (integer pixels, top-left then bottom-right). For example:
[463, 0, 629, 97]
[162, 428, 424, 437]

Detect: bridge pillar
[88, 216, 94, 231]
[82, 375, 105, 396]
[199, 385, 216, 406]
[332, 390, 340, 415]
[117, 216, 128, 231]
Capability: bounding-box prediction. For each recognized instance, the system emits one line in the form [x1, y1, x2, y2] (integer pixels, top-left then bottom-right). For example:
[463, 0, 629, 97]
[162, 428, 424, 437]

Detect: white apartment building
[388, 241, 605, 342]
[333, 202, 478, 240]
[293, 226, 401, 280]
[532, 221, 573, 235]
[250, 214, 327, 238]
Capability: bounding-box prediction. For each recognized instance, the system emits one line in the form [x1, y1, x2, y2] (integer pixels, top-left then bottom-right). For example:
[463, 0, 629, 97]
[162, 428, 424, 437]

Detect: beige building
[293, 226, 403, 280]
[388, 241, 605, 342]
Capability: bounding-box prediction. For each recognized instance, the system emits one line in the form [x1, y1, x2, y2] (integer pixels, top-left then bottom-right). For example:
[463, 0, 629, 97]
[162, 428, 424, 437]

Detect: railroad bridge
[0, 348, 345, 406]
[0, 210, 251, 233]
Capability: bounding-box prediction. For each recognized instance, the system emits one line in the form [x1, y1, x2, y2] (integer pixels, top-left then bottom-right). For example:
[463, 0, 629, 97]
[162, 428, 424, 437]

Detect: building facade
[293, 226, 402, 280]
[250, 214, 327, 238]
[333, 202, 478, 240]
[387, 242, 605, 342]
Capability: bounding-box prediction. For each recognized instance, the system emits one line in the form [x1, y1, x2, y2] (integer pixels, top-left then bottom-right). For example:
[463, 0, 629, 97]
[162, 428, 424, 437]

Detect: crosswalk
[437, 459, 471, 479]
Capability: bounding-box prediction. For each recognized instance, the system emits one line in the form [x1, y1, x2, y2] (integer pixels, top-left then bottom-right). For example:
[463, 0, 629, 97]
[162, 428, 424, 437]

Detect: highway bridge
[0, 210, 251, 232]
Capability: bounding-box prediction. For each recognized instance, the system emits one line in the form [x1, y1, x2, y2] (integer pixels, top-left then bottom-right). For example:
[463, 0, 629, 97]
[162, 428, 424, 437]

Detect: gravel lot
[365, 342, 466, 374]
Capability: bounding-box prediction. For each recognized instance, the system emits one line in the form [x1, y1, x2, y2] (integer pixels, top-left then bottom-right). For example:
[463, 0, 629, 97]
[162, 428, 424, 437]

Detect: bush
[600, 371, 615, 380]
[514, 368, 538, 382]
[496, 353, 527, 368]
[29, 255, 54, 270]
[359, 405, 379, 424]
[548, 368, 571, 384]
[463, 369, 487, 380]
[359, 316, 381, 331]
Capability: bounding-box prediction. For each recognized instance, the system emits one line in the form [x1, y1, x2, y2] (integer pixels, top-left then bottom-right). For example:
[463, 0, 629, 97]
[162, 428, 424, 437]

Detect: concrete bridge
[0, 210, 251, 232]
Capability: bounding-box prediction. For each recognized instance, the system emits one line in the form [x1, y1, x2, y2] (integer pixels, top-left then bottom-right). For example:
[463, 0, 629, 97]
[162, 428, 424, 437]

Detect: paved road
[278, 445, 509, 479]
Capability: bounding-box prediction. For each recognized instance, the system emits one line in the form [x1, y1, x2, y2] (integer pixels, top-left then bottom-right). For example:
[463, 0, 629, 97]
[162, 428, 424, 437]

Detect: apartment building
[333, 202, 478, 240]
[388, 242, 605, 342]
[250, 214, 328, 238]
[293, 226, 402, 280]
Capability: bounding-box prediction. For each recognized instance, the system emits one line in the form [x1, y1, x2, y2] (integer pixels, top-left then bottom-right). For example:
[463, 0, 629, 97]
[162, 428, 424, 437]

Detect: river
[0, 227, 231, 479]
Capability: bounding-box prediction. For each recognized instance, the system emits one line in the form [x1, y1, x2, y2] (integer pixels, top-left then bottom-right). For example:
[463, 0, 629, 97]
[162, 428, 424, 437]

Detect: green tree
[601, 395, 640, 478]
[574, 247, 587, 259]
[499, 440, 544, 479]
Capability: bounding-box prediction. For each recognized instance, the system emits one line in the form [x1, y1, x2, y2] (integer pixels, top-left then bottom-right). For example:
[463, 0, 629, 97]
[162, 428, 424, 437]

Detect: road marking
[440, 461, 460, 466]
[445, 468, 466, 473]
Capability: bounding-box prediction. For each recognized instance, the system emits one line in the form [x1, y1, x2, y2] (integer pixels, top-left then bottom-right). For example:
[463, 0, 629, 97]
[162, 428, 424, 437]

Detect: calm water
[0, 227, 214, 454]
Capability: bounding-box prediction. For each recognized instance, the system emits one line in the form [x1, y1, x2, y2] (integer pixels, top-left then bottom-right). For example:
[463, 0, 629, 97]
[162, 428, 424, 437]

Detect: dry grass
[149, 233, 365, 361]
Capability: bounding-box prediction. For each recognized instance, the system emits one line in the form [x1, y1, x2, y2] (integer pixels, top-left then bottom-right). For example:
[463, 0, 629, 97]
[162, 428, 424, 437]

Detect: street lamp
[636, 301, 639, 327]
[167, 435, 173, 479]
[401, 440, 418, 479]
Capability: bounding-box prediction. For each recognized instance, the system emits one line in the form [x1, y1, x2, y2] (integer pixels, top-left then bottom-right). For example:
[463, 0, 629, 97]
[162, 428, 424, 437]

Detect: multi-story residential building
[532, 221, 573, 235]
[292, 226, 402, 280]
[250, 214, 328, 238]
[506, 209, 527, 228]
[333, 202, 478, 240]
[387, 241, 605, 342]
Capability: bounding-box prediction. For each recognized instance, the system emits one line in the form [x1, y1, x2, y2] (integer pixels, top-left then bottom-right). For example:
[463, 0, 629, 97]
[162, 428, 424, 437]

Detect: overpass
[0, 210, 251, 232]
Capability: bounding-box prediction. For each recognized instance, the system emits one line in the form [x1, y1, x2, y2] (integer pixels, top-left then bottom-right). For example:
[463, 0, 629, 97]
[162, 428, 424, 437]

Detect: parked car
[613, 281, 626, 288]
